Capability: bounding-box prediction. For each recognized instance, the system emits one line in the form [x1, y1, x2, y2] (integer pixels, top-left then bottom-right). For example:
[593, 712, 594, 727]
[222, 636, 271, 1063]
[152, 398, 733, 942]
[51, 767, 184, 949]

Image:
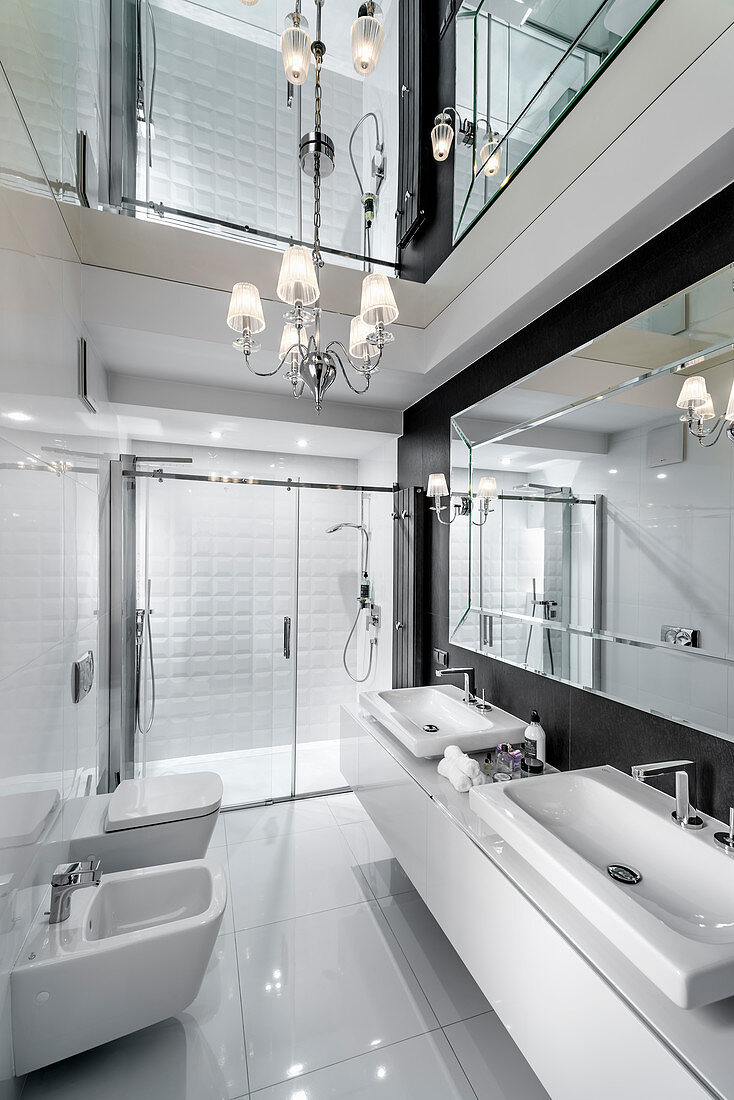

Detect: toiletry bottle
[482, 753, 492, 777]
[522, 710, 545, 775]
[494, 743, 514, 779]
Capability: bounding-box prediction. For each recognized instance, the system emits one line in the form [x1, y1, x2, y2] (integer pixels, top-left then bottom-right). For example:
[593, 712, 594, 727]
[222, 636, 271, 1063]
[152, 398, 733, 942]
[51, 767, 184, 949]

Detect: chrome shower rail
[122, 469, 395, 492]
[119, 197, 400, 273]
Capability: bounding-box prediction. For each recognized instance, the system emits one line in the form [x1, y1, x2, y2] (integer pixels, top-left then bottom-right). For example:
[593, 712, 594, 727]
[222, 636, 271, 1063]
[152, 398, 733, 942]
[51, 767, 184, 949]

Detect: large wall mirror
[449, 260, 734, 742]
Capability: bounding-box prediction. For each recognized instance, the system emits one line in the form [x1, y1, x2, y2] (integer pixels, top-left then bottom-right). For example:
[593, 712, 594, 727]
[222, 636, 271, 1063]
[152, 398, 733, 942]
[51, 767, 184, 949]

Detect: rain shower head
[326, 522, 368, 535]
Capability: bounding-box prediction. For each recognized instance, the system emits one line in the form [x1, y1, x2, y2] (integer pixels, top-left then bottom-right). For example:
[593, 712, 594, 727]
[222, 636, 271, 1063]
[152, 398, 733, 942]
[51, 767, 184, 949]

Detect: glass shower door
[134, 475, 297, 808]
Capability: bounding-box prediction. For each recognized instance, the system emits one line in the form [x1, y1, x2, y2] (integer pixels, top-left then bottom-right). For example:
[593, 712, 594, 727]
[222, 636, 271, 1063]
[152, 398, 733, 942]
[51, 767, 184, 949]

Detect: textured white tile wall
[141, 4, 378, 258]
[136, 453, 393, 774]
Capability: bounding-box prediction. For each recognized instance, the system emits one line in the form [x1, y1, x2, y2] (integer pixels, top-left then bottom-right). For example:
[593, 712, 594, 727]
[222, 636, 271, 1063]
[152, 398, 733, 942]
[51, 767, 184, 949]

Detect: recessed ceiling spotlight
[210, 430, 222, 440]
[608, 468, 618, 474]
[657, 472, 667, 479]
[500, 456, 512, 465]
[296, 439, 308, 448]
[5, 411, 31, 422]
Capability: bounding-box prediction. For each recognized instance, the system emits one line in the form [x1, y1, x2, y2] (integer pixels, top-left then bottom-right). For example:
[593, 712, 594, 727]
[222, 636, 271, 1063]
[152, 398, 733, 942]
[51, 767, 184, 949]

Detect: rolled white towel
[443, 745, 482, 781]
[471, 771, 486, 786]
[437, 756, 472, 793]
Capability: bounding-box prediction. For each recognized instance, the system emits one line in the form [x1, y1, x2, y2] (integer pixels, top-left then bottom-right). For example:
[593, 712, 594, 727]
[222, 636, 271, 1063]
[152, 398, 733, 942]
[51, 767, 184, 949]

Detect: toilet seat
[105, 773, 223, 833]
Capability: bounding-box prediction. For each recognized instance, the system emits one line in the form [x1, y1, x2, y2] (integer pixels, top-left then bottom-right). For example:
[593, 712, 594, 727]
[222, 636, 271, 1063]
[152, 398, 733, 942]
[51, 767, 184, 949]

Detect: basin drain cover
[607, 864, 642, 885]
[423, 724, 439, 733]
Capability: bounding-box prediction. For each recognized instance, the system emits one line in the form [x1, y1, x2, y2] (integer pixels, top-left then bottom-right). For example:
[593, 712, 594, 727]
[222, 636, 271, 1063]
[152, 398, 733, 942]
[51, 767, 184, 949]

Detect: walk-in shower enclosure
[110, 457, 393, 809]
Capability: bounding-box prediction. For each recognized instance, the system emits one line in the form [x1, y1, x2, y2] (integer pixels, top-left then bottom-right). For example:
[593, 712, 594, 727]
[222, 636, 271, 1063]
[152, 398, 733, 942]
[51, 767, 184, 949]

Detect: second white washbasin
[360, 684, 526, 757]
[470, 766, 734, 1009]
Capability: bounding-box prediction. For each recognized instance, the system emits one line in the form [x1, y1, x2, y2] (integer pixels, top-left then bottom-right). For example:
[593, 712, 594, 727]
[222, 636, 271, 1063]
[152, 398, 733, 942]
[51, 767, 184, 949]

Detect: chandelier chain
[313, 52, 323, 269]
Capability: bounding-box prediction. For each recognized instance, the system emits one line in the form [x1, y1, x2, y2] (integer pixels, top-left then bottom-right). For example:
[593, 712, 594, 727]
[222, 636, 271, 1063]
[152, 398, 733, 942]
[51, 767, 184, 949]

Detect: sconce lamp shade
[349, 315, 378, 360]
[431, 114, 454, 161]
[479, 134, 501, 177]
[477, 476, 497, 499]
[279, 324, 303, 368]
[360, 273, 399, 326]
[277, 246, 319, 307]
[676, 375, 708, 410]
[351, 10, 385, 75]
[427, 473, 449, 499]
[227, 282, 265, 333]
[725, 380, 734, 421]
[240, 0, 259, 5]
[280, 23, 312, 85]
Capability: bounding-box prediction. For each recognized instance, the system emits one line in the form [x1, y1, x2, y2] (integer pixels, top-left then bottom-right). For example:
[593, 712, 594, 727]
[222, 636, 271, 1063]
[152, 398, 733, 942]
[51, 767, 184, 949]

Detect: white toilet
[68, 772, 223, 873]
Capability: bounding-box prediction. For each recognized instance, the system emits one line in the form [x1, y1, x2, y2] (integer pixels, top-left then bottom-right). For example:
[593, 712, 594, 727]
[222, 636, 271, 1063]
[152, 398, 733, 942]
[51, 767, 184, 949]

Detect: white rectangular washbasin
[360, 684, 526, 757]
[470, 766, 734, 1009]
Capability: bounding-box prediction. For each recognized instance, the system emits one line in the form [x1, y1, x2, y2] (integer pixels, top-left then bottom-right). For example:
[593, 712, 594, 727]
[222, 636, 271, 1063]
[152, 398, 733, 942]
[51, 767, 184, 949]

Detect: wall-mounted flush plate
[71, 651, 94, 703]
[660, 626, 700, 648]
[433, 648, 449, 667]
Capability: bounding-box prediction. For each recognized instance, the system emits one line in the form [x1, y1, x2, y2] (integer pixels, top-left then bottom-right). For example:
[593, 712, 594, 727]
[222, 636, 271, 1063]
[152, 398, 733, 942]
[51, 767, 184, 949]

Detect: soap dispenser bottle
[522, 710, 546, 775]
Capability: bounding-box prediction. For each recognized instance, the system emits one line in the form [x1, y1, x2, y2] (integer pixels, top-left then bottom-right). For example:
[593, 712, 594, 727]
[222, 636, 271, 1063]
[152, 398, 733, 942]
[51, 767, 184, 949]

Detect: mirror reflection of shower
[136, 579, 155, 736]
[326, 521, 378, 684]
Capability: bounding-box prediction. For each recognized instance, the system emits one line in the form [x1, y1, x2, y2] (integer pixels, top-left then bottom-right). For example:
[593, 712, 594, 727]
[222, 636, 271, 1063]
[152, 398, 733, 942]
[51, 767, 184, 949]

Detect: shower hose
[343, 606, 377, 684]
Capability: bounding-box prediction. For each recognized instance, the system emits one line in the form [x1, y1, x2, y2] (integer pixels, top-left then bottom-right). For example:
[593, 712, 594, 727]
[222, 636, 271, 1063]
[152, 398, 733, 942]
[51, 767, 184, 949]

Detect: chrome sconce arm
[675, 373, 734, 449]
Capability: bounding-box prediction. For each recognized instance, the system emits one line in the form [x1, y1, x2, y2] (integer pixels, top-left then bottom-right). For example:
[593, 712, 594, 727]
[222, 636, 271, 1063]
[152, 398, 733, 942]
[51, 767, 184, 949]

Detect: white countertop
[355, 707, 734, 1100]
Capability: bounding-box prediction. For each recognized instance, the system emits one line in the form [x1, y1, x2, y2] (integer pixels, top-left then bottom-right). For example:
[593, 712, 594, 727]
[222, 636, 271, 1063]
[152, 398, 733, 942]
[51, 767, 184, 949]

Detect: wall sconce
[676, 374, 734, 447]
[472, 476, 497, 527]
[426, 473, 496, 526]
[431, 109, 504, 169]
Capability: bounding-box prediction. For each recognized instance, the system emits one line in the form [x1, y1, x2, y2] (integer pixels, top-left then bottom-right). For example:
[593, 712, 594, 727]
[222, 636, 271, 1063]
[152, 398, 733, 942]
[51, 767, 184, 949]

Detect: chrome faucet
[436, 666, 476, 705]
[631, 760, 703, 830]
[49, 859, 102, 925]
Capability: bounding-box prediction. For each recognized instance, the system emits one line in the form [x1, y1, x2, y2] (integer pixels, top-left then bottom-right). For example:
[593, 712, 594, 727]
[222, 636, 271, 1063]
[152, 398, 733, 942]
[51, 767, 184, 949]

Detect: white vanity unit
[341, 705, 734, 1100]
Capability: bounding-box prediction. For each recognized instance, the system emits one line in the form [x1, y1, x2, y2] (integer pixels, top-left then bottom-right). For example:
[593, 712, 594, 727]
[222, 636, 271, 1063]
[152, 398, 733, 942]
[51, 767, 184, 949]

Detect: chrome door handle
[283, 616, 291, 659]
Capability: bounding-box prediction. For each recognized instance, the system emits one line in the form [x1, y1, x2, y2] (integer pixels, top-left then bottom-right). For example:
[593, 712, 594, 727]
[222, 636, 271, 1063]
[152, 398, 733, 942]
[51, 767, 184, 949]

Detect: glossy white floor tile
[379, 892, 491, 1026]
[227, 827, 372, 930]
[250, 1031, 478, 1099]
[225, 798, 336, 846]
[22, 933, 248, 1100]
[236, 901, 439, 1092]
[339, 819, 414, 900]
[325, 791, 370, 826]
[444, 1013, 551, 1099]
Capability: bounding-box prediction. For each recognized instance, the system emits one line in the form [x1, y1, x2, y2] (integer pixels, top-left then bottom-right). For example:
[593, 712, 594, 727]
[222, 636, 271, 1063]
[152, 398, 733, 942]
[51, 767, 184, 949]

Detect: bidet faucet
[436, 666, 476, 705]
[49, 859, 102, 925]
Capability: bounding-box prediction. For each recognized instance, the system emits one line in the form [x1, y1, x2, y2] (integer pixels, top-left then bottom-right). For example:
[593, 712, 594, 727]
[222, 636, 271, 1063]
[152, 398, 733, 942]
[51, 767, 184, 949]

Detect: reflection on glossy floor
[22, 793, 551, 1099]
[145, 739, 346, 807]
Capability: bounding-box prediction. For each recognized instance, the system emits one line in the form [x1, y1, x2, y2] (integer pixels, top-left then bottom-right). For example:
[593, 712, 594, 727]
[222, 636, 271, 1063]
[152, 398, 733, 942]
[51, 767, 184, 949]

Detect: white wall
[0, 53, 118, 1091]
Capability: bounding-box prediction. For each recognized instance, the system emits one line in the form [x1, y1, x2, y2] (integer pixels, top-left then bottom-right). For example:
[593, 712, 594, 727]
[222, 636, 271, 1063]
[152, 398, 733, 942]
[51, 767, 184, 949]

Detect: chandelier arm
[325, 339, 382, 376]
[330, 348, 371, 394]
[687, 415, 728, 446]
[243, 342, 304, 378]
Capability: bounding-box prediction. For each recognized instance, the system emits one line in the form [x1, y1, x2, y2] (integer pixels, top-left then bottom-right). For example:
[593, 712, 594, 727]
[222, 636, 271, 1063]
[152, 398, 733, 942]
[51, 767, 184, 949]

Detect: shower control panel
[71, 651, 94, 704]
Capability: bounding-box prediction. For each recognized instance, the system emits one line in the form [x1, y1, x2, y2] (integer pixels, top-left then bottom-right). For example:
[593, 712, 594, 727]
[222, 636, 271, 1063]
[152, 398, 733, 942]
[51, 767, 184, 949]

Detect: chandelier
[227, 0, 398, 413]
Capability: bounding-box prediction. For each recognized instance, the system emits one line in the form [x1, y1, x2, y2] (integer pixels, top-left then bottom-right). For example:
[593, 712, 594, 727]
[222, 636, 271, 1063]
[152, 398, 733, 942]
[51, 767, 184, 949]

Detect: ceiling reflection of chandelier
[227, 0, 398, 414]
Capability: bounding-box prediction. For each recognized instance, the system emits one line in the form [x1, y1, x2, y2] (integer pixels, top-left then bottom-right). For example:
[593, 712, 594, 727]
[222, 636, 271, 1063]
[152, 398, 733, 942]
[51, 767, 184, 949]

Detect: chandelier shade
[277, 246, 320, 307]
[227, 282, 265, 334]
[280, 23, 312, 85]
[349, 315, 378, 361]
[360, 273, 399, 327]
[280, 323, 304, 367]
[351, 12, 385, 75]
[676, 375, 708, 410]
